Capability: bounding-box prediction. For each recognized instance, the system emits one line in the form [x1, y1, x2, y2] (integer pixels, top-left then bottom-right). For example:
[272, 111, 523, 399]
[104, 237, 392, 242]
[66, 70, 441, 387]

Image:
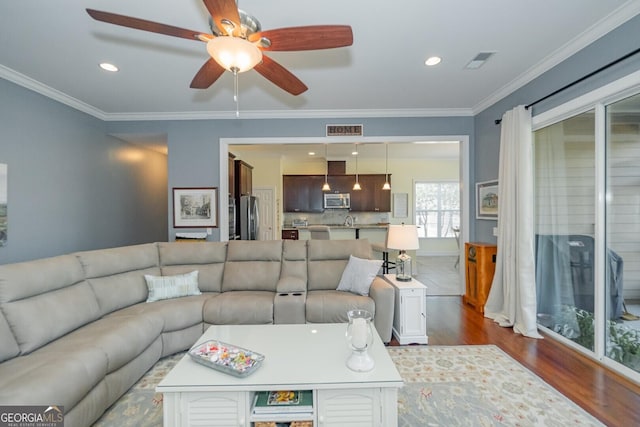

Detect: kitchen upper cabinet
[234, 160, 253, 197]
[284, 174, 391, 213]
[350, 174, 391, 212]
[283, 175, 324, 212]
[327, 175, 354, 194]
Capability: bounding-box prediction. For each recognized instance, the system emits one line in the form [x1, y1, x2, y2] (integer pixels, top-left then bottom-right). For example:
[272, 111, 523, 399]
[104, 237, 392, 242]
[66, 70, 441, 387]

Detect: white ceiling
[2, 0, 639, 123]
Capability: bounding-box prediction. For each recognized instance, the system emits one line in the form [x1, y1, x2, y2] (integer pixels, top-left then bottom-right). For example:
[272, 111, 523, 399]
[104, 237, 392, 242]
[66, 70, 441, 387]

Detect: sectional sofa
[0, 238, 394, 427]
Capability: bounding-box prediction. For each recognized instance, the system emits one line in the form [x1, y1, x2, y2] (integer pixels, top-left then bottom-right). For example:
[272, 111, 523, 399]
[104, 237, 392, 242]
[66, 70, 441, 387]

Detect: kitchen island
[282, 223, 389, 240]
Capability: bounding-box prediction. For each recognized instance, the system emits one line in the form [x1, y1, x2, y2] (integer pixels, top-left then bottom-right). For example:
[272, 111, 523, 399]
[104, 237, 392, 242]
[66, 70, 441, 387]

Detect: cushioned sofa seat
[0, 344, 108, 408]
[105, 294, 210, 356]
[45, 313, 163, 374]
[204, 291, 275, 325]
[306, 290, 376, 323]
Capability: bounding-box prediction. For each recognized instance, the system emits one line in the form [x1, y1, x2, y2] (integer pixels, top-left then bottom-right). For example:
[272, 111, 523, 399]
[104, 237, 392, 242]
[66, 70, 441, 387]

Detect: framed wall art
[392, 193, 408, 218]
[173, 187, 218, 228]
[476, 180, 498, 220]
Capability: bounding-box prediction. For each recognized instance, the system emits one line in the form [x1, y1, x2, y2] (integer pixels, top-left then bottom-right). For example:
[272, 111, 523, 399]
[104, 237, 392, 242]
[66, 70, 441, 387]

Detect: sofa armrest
[369, 276, 394, 343]
[276, 276, 307, 293]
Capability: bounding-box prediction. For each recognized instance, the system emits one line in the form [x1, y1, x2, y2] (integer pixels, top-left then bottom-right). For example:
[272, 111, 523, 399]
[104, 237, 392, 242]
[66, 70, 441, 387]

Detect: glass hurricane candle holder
[345, 309, 375, 372]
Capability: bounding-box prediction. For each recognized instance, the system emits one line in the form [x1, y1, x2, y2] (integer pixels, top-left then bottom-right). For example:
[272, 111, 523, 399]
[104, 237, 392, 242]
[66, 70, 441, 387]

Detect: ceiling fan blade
[254, 55, 308, 96]
[250, 25, 353, 51]
[86, 9, 209, 42]
[202, 0, 241, 36]
[190, 59, 226, 89]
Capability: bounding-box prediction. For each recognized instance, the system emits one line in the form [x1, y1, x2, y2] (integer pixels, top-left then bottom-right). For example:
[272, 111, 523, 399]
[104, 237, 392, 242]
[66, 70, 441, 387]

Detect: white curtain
[484, 105, 542, 339]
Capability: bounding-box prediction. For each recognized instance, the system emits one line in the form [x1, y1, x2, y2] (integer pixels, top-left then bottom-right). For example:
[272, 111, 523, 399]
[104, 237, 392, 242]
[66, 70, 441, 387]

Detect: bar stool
[308, 225, 331, 240]
[372, 242, 395, 274]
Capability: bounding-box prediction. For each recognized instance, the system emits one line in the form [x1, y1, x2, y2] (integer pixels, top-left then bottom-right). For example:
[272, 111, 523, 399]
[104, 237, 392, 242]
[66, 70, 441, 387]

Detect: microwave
[324, 193, 350, 209]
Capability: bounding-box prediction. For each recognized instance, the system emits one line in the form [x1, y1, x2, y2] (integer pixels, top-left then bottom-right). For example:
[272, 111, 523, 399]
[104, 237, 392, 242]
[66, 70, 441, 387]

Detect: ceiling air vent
[465, 52, 495, 70]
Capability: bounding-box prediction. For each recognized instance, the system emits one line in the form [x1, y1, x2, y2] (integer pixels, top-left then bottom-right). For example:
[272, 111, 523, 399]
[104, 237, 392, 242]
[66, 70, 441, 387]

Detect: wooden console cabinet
[463, 242, 497, 313]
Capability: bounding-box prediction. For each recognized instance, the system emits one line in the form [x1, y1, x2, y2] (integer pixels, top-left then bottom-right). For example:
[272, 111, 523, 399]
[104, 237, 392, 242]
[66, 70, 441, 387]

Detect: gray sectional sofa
[0, 238, 394, 427]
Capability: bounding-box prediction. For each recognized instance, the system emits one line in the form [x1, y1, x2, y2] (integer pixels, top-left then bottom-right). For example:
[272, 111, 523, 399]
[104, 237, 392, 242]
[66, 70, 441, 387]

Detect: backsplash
[283, 211, 390, 226]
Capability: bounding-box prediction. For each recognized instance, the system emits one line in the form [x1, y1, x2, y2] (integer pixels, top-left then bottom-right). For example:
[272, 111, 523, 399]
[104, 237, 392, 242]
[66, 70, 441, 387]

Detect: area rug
[389, 345, 603, 426]
[93, 345, 603, 426]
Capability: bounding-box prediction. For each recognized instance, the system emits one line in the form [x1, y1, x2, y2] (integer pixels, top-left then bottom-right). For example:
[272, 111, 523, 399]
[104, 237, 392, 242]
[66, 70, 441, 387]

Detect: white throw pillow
[336, 255, 383, 296]
[144, 270, 201, 302]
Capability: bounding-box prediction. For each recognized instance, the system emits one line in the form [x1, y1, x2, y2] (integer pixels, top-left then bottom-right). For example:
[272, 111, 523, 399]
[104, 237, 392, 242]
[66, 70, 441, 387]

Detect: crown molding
[1, 64, 471, 121]
[0, 65, 107, 120]
[101, 108, 473, 121]
[472, 0, 640, 114]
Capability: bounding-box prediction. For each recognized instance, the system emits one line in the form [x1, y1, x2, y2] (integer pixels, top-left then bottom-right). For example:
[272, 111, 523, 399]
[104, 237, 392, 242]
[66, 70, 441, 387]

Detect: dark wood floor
[393, 296, 640, 426]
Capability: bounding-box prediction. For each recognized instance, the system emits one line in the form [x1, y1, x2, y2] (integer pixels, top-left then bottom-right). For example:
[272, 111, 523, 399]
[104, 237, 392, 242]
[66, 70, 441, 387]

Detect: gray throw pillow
[336, 255, 383, 296]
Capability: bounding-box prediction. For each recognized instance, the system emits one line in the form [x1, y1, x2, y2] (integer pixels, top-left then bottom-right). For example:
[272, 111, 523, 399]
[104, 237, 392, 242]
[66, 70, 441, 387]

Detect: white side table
[384, 274, 428, 345]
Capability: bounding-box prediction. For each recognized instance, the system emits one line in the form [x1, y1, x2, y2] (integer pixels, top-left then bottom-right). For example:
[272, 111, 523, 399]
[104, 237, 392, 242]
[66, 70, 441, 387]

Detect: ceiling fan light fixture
[207, 36, 263, 73]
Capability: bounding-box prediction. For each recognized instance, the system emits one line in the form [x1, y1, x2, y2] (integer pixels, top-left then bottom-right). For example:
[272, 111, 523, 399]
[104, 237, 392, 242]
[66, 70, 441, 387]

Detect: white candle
[352, 317, 367, 349]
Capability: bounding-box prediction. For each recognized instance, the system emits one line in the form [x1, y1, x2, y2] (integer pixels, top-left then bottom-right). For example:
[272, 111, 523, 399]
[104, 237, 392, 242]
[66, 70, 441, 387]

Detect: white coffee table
[157, 323, 403, 427]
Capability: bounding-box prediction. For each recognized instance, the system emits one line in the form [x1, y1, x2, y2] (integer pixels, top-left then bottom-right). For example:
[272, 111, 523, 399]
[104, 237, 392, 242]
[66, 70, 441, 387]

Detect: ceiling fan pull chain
[233, 68, 240, 117]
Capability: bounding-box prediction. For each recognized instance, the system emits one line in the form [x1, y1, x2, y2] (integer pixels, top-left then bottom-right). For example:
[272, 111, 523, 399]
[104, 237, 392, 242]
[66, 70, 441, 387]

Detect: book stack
[252, 390, 313, 418]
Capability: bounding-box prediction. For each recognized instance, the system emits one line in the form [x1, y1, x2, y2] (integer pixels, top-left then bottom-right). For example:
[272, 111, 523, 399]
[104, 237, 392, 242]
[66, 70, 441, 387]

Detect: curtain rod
[494, 45, 640, 125]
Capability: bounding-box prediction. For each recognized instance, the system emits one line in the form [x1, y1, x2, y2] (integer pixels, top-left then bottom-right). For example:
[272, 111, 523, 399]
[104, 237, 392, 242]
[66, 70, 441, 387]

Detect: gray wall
[0, 79, 168, 264]
[473, 14, 640, 244]
[108, 116, 475, 241]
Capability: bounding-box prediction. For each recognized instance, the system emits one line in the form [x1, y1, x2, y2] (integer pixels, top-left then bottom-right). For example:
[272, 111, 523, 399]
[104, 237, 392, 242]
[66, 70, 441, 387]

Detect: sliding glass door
[533, 87, 640, 379]
[605, 93, 640, 372]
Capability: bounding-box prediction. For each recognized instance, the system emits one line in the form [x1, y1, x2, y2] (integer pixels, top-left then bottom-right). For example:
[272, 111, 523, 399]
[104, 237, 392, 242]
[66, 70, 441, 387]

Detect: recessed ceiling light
[425, 56, 441, 66]
[308, 151, 316, 156]
[99, 62, 119, 72]
[351, 151, 358, 156]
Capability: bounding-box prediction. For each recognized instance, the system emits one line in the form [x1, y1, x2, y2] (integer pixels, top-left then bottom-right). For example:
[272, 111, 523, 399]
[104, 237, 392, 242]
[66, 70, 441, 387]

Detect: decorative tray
[188, 340, 265, 377]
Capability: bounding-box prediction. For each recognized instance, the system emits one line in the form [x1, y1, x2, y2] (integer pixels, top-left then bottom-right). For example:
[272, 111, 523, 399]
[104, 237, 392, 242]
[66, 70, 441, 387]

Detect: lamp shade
[385, 224, 419, 250]
[207, 37, 263, 73]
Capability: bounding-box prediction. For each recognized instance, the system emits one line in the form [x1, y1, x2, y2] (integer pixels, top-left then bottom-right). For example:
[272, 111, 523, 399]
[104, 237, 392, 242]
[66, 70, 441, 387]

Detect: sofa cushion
[76, 244, 160, 315]
[305, 290, 375, 324]
[222, 241, 283, 292]
[0, 345, 108, 409]
[45, 313, 163, 373]
[307, 239, 372, 291]
[158, 242, 227, 293]
[280, 240, 308, 282]
[107, 294, 209, 332]
[0, 311, 19, 362]
[145, 270, 201, 302]
[0, 254, 101, 354]
[336, 255, 383, 296]
[203, 291, 274, 324]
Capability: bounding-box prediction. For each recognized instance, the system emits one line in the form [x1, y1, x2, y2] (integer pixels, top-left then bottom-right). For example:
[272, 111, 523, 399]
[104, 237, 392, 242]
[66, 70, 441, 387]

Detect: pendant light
[353, 144, 362, 191]
[322, 144, 331, 191]
[382, 143, 391, 190]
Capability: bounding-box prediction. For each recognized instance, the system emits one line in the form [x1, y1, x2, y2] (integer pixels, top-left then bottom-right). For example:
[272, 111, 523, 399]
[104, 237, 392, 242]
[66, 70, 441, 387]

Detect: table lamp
[386, 224, 420, 282]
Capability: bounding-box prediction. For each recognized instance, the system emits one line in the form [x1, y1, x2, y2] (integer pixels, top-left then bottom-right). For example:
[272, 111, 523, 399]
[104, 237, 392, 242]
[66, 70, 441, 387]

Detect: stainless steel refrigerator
[239, 195, 259, 240]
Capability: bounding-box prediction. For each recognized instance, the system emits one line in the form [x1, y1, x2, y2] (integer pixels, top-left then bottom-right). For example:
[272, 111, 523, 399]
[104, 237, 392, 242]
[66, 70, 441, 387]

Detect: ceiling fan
[86, 0, 353, 96]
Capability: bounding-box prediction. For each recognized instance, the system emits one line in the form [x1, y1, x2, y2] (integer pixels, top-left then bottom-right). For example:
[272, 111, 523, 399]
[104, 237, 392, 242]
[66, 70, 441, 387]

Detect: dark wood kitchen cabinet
[283, 175, 324, 212]
[350, 174, 391, 212]
[234, 160, 253, 197]
[228, 152, 236, 197]
[326, 175, 354, 194]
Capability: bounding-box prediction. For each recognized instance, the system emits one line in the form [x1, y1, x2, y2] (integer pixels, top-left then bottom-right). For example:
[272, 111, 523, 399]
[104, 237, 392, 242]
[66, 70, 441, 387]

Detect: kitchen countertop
[283, 224, 389, 230]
